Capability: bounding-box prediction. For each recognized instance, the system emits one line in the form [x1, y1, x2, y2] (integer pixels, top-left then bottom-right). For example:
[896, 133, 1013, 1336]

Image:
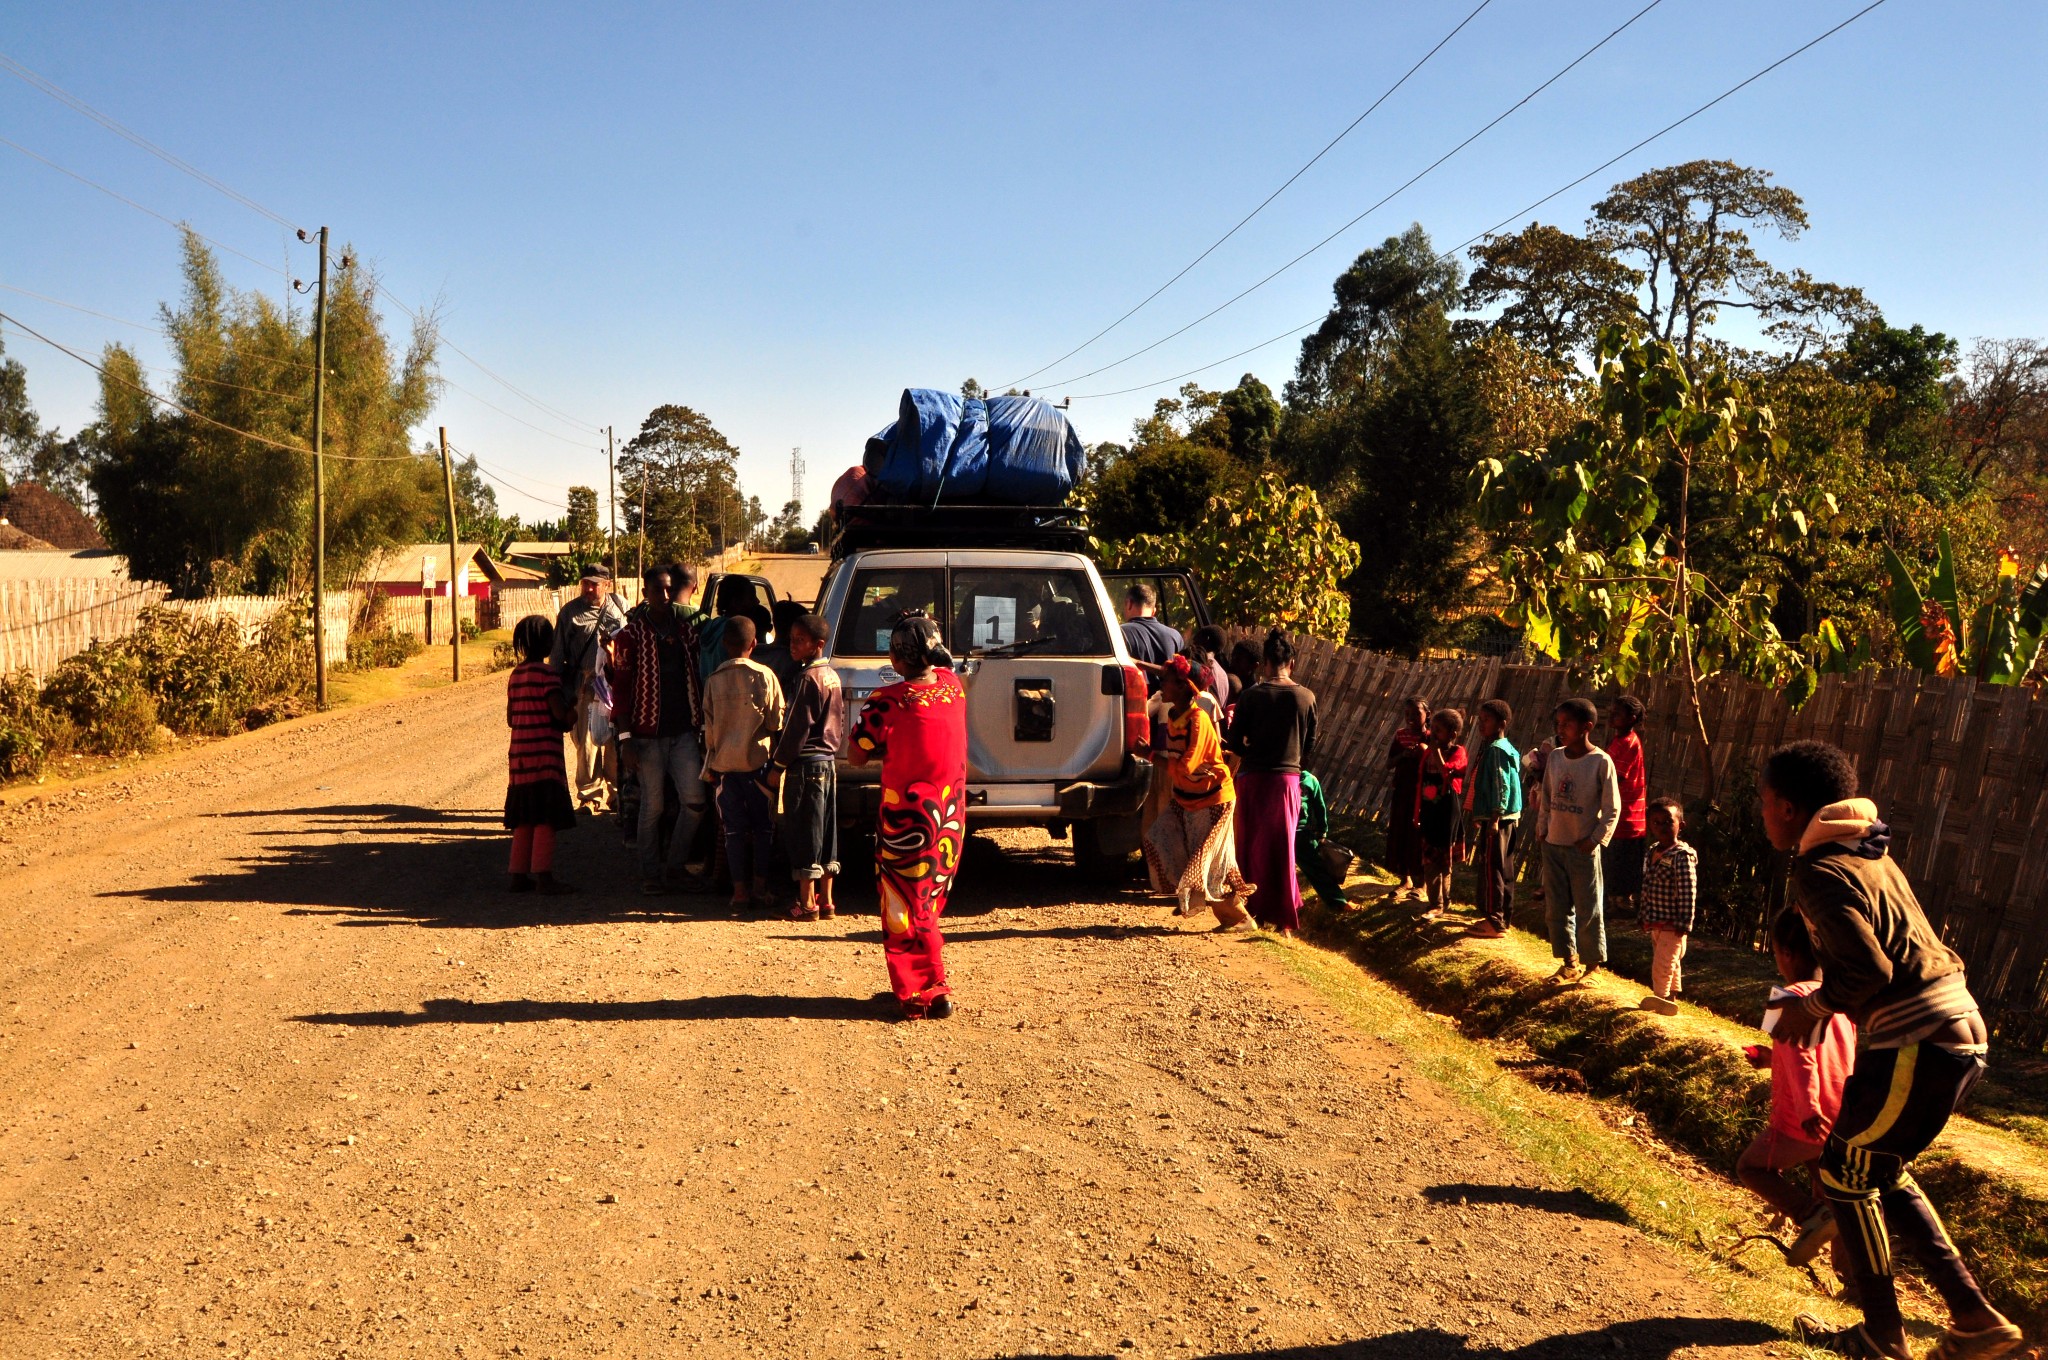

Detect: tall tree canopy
[615, 404, 747, 567]
[89, 232, 444, 594]
[1275, 226, 1491, 654]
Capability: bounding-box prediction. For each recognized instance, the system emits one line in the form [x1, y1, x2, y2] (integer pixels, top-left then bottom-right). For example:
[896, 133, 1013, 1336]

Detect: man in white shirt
[1537, 696, 1621, 984]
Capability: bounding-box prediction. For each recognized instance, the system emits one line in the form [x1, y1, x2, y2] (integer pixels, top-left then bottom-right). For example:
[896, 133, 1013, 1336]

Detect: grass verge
[1243, 929, 1854, 1342]
[1298, 879, 2048, 1339]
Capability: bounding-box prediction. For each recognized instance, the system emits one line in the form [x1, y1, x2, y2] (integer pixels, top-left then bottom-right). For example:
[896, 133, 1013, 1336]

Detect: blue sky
[2, 1, 2042, 525]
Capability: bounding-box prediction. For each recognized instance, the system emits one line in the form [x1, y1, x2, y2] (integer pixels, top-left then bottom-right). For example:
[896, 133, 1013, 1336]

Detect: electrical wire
[1036, 0, 1667, 391]
[998, 0, 1496, 389]
[0, 134, 289, 279]
[0, 50, 303, 231]
[0, 307, 415, 461]
[0, 74, 602, 436]
[0, 280, 158, 331]
[1064, 0, 1891, 403]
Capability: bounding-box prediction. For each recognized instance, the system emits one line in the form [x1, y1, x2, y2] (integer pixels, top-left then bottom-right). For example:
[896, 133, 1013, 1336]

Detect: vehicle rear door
[1098, 567, 1212, 638]
[948, 551, 1124, 787]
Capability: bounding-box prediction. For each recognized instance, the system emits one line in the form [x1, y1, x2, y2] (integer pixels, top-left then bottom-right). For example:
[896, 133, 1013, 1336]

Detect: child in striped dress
[506, 615, 578, 894]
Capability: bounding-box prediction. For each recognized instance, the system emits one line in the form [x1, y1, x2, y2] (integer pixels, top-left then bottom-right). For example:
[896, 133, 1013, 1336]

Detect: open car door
[1097, 566, 1213, 639]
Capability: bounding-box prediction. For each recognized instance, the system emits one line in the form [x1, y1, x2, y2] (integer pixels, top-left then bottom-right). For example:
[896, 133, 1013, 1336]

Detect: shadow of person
[999, 1315, 1779, 1359]
[1420, 1182, 1630, 1224]
[102, 803, 705, 929]
[291, 993, 890, 1027]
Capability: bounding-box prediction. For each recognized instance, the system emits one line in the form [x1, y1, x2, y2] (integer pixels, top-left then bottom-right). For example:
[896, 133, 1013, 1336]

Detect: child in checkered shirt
[1636, 797, 1696, 1016]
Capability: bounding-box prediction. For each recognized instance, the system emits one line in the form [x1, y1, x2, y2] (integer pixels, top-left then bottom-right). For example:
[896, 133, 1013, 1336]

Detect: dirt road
[0, 675, 1780, 1359]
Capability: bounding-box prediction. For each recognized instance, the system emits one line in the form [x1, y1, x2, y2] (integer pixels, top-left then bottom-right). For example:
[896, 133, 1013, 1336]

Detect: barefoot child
[1636, 798, 1696, 1014]
[505, 614, 577, 894]
[769, 614, 844, 921]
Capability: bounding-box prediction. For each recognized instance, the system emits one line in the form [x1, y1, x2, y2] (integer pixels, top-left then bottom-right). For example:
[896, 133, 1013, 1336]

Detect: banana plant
[1883, 529, 2048, 684]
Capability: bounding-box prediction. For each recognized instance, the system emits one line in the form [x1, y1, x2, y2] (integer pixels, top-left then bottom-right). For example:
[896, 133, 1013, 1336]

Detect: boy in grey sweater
[1536, 697, 1620, 984]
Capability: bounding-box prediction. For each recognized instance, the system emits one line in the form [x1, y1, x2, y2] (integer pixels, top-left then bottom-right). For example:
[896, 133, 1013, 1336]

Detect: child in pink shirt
[1738, 908, 1857, 1276]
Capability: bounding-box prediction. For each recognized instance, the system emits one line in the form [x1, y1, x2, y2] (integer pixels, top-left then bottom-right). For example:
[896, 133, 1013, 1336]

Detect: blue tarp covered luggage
[863, 389, 1084, 505]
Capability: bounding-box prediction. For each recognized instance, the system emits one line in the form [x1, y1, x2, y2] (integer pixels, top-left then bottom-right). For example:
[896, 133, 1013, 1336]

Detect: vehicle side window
[1108, 572, 1199, 636]
[836, 568, 946, 656]
[950, 568, 1110, 656]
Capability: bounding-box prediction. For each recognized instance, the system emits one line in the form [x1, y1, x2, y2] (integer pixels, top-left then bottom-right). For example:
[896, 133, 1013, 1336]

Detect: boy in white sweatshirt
[1537, 697, 1621, 984]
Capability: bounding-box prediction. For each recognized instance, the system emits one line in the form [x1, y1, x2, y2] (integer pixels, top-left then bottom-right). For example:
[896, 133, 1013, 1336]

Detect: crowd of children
[503, 594, 2023, 1358]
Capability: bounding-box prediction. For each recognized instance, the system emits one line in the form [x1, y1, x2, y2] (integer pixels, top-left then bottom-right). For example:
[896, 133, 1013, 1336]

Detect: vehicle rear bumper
[837, 757, 1151, 825]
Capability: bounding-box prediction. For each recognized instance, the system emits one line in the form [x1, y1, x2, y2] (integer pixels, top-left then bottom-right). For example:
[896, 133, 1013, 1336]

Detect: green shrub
[122, 608, 262, 735]
[0, 668, 70, 778]
[343, 628, 425, 670]
[40, 645, 157, 754]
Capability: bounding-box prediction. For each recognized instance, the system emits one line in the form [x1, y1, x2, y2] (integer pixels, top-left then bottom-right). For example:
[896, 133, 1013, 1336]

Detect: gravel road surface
[0, 675, 1779, 1359]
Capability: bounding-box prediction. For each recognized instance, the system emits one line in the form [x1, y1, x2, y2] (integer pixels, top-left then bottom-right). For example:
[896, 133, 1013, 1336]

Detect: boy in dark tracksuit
[1296, 769, 1346, 908]
[1760, 740, 2022, 1360]
[1465, 699, 1522, 938]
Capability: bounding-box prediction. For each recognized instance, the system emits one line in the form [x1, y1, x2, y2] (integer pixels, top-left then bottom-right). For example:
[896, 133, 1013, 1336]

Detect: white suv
[814, 507, 1190, 877]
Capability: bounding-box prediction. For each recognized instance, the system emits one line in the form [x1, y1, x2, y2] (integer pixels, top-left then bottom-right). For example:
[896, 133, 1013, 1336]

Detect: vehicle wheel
[1073, 819, 1138, 885]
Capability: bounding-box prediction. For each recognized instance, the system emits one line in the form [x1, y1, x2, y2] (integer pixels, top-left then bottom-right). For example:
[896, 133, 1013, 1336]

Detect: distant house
[0, 482, 107, 551]
[360, 543, 499, 600]
[502, 540, 576, 573]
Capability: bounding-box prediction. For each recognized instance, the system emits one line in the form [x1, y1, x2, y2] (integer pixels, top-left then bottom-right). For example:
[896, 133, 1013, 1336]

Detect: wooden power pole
[605, 426, 618, 588]
[439, 426, 462, 682]
[307, 226, 330, 708]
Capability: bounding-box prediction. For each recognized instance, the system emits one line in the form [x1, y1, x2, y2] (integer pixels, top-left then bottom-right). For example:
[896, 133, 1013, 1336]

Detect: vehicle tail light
[1120, 663, 1148, 757]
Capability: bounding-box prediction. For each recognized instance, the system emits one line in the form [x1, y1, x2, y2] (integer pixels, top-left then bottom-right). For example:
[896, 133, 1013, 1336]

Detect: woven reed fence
[0, 577, 171, 677]
[1278, 634, 2048, 1039]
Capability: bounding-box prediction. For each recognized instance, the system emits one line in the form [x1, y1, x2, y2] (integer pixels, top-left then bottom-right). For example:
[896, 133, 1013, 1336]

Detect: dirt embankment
[1, 676, 1778, 1358]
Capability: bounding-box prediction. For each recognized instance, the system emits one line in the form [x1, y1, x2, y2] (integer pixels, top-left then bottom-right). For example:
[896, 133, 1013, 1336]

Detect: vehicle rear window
[835, 568, 946, 656]
[950, 568, 1110, 656]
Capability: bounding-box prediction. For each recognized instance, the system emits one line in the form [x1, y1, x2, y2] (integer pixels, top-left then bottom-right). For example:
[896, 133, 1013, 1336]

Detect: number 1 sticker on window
[973, 596, 1017, 647]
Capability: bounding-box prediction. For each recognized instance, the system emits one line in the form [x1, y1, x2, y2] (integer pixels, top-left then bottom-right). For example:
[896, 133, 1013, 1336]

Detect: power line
[998, 0, 1496, 389]
[0, 50, 302, 231]
[1064, 0, 1890, 404]
[0, 307, 414, 461]
[1036, 0, 1667, 391]
[374, 285, 601, 434]
[0, 280, 159, 332]
[0, 68, 601, 437]
[0, 134, 289, 279]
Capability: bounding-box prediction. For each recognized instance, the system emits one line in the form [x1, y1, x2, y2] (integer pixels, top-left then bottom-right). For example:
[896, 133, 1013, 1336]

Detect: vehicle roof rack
[829, 503, 1091, 558]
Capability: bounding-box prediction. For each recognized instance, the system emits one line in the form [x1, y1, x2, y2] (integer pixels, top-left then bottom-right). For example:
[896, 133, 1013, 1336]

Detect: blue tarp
[863, 388, 1084, 505]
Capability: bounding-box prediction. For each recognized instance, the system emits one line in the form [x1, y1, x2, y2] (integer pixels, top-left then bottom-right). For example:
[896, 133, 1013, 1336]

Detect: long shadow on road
[107, 804, 1143, 931]
[1010, 1316, 1777, 1358]
[290, 994, 890, 1026]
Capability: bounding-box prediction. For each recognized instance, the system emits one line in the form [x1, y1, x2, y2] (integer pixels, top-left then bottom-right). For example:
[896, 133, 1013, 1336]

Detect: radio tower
[790, 447, 805, 513]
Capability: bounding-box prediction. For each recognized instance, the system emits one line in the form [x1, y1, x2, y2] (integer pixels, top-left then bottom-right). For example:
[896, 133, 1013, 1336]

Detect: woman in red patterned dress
[848, 614, 969, 1019]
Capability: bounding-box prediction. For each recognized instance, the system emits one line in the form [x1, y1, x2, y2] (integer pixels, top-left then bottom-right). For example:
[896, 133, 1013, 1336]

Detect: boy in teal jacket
[1296, 769, 1348, 909]
[1466, 699, 1523, 937]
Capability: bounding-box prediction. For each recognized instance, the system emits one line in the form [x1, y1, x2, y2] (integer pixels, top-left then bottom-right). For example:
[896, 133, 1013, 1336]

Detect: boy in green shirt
[1295, 769, 1348, 909]
[1465, 699, 1523, 938]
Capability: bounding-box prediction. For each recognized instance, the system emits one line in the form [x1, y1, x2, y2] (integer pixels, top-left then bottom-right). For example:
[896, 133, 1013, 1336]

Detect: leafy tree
[1215, 374, 1280, 463]
[1285, 224, 1460, 413]
[448, 452, 517, 550]
[89, 232, 442, 594]
[1278, 227, 1492, 653]
[616, 404, 747, 566]
[1466, 161, 1871, 365]
[1474, 329, 1824, 795]
[1464, 222, 1640, 361]
[960, 378, 986, 401]
[1098, 472, 1359, 639]
[763, 498, 809, 551]
[0, 328, 91, 508]
[1085, 384, 1247, 541]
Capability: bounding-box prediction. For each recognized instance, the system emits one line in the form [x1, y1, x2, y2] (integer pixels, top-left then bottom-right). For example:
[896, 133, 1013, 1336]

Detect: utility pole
[638, 464, 649, 583]
[439, 426, 462, 682]
[605, 426, 618, 589]
[791, 447, 805, 514]
[301, 226, 331, 709]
